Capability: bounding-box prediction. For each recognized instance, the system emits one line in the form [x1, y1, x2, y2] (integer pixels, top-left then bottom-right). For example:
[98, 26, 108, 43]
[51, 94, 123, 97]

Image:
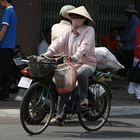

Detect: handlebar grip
[21, 59, 29, 64]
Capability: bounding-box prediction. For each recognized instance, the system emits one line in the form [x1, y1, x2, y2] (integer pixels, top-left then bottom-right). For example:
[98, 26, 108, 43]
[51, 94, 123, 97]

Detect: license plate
[18, 77, 33, 88]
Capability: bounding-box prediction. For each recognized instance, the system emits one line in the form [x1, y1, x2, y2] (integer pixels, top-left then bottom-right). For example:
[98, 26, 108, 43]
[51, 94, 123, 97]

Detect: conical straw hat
[64, 6, 93, 22]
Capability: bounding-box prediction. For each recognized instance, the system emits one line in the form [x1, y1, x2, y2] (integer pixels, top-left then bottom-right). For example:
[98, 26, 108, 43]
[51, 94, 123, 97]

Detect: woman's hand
[37, 56, 45, 62]
[66, 56, 78, 63]
[71, 56, 78, 62]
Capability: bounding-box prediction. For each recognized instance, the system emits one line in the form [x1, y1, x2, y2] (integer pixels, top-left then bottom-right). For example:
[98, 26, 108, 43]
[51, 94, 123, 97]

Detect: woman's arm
[43, 30, 69, 57]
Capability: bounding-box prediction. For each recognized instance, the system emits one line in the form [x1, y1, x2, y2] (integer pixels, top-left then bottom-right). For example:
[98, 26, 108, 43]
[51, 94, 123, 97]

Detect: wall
[40, 0, 133, 38]
[1, 0, 137, 55]
[40, 0, 88, 33]
[14, 0, 41, 56]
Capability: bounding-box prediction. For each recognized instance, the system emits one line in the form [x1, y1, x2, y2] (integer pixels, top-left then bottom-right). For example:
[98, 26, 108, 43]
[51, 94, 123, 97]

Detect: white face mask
[71, 19, 86, 28]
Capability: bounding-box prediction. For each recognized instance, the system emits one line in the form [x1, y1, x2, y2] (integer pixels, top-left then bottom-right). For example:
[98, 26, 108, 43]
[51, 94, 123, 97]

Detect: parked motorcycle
[15, 59, 33, 101]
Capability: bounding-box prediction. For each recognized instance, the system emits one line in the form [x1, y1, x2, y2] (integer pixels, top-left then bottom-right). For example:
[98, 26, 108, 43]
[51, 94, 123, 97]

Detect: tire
[20, 82, 54, 135]
[78, 79, 111, 131]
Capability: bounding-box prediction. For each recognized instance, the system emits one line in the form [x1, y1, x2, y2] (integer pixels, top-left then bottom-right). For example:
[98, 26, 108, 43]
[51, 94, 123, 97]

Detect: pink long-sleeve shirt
[44, 25, 97, 71]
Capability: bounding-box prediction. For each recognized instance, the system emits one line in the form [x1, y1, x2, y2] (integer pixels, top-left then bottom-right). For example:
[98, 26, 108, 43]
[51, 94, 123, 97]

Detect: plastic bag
[54, 63, 76, 94]
[95, 47, 124, 71]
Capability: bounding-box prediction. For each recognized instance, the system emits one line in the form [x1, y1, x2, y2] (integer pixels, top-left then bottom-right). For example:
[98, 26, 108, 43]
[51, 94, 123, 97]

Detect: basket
[29, 61, 56, 84]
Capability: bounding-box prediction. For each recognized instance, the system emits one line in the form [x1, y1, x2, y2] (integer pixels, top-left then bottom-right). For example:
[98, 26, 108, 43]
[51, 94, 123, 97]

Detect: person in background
[37, 28, 51, 55]
[0, 0, 17, 100]
[120, 4, 140, 74]
[14, 45, 25, 57]
[102, 27, 120, 54]
[42, 6, 96, 124]
[51, 5, 75, 43]
[128, 24, 140, 101]
[101, 27, 124, 64]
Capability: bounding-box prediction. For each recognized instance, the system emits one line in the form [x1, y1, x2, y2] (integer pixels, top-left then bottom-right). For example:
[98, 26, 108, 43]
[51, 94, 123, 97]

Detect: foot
[80, 98, 88, 108]
[136, 96, 140, 99]
[136, 97, 140, 102]
[0, 96, 4, 101]
[50, 118, 64, 126]
[0, 96, 9, 101]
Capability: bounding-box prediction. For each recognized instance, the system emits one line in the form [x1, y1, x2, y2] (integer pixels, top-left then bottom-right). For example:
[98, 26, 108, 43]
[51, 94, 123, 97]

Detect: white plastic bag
[95, 47, 124, 71]
[54, 63, 76, 94]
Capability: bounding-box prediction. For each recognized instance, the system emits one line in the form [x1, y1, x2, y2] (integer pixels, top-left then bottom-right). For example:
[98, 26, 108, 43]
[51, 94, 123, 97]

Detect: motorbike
[15, 59, 33, 101]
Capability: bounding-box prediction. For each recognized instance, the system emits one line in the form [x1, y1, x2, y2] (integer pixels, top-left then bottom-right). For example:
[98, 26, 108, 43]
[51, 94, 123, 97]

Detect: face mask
[71, 19, 85, 28]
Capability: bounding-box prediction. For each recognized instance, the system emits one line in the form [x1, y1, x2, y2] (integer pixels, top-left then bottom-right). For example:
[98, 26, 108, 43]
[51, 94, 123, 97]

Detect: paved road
[0, 79, 140, 140]
[0, 116, 140, 140]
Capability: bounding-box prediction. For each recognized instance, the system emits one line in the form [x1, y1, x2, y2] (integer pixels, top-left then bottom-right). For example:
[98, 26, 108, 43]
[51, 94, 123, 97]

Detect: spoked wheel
[20, 82, 54, 135]
[78, 79, 111, 131]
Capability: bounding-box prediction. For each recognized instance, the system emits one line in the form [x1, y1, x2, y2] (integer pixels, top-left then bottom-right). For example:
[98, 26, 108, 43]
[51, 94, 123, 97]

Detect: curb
[0, 106, 140, 118]
[0, 109, 20, 118]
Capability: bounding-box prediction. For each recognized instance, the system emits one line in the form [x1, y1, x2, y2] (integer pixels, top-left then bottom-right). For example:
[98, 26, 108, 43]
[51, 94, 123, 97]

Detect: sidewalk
[0, 79, 140, 118]
[0, 94, 20, 109]
[0, 94, 20, 119]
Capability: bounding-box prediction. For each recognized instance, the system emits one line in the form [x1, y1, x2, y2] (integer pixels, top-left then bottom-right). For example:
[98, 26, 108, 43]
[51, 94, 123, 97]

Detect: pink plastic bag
[54, 63, 76, 94]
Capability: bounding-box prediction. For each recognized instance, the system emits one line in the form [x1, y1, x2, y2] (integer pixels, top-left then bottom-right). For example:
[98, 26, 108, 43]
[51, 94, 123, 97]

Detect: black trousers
[121, 49, 134, 72]
[0, 48, 14, 98]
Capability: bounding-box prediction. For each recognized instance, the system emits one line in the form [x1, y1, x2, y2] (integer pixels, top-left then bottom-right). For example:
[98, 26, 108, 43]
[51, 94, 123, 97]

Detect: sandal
[50, 118, 64, 126]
